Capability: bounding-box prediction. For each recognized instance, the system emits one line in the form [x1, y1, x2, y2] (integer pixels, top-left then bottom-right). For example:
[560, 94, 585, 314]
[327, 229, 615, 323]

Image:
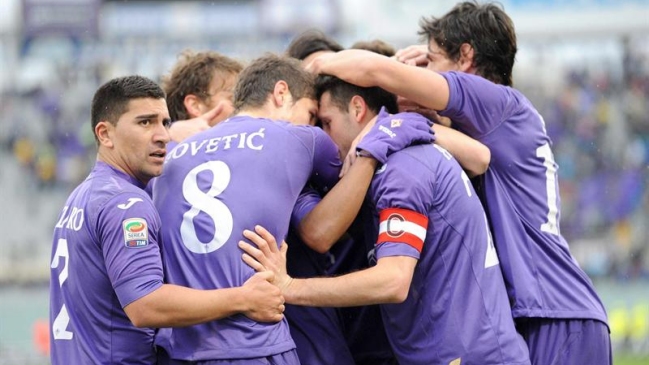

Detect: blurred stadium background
[0, 0, 647, 364]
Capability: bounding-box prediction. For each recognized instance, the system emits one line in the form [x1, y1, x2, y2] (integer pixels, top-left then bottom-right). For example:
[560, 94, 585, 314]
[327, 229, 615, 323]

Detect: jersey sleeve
[290, 186, 322, 229]
[96, 192, 164, 308]
[438, 71, 513, 138]
[287, 125, 342, 193]
[372, 152, 432, 260]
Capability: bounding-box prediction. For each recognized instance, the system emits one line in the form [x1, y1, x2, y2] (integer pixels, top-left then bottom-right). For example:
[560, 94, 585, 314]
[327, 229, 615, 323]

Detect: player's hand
[356, 107, 436, 164]
[240, 271, 285, 323]
[394, 44, 429, 67]
[167, 103, 228, 142]
[239, 225, 293, 292]
[397, 96, 450, 127]
[339, 114, 378, 177]
[201, 100, 233, 127]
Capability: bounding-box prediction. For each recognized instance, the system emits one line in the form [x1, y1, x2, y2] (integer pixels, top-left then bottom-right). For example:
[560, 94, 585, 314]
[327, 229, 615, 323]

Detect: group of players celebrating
[49, 2, 611, 365]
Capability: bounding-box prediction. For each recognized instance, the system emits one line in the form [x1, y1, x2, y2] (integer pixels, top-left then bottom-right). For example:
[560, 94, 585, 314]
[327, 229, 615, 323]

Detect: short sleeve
[97, 192, 164, 307]
[438, 71, 511, 138]
[371, 151, 433, 261]
[291, 186, 321, 228]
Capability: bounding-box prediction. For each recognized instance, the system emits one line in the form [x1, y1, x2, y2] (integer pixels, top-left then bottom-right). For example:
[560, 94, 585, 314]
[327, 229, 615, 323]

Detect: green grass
[615, 353, 649, 365]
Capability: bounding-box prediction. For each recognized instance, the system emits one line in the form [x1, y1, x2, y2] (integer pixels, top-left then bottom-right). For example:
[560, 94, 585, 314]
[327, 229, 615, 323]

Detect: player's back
[439, 71, 607, 324]
[369, 144, 529, 365]
[50, 163, 158, 364]
[153, 115, 339, 360]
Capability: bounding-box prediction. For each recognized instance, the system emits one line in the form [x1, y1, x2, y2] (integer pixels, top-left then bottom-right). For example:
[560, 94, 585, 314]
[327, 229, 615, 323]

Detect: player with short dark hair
[49, 75, 285, 365]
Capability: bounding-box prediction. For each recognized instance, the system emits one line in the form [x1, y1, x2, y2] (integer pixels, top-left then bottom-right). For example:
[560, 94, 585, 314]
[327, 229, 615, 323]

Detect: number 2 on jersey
[51, 238, 74, 340]
[181, 161, 234, 254]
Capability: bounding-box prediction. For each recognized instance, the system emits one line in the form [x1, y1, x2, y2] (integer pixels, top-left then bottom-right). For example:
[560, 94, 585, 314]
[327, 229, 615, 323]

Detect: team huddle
[48, 2, 612, 365]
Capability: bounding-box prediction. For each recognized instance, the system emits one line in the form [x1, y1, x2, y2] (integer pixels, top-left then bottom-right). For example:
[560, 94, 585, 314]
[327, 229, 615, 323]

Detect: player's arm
[297, 155, 377, 253]
[432, 123, 490, 177]
[124, 273, 283, 328]
[102, 194, 284, 328]
[240, 226, 417, 306]
[307, 49, 451, 112]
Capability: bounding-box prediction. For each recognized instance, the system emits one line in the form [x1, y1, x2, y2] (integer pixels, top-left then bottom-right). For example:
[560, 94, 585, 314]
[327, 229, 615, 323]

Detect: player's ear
[95, 121, 114, 148]
[349, 95, 368, 123]
[183, 94, 203, 119]
[272, 80, 290, 107]
[458, 43, 475, 72]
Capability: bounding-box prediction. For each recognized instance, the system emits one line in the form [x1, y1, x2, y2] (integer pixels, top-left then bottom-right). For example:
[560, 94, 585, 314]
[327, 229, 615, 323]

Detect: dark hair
[419, 1, 517, 86]
[233, 54, 315, 112]
[315, 75, 398, 115]
[350, 39, 396, 57]
[162, 50, 243, 121]
[91, 75, 165, 141]
[285, 29, 344, 60]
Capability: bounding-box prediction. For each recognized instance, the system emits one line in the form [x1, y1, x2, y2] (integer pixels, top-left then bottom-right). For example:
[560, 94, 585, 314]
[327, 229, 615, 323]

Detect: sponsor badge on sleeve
[122, 218, 149, 248]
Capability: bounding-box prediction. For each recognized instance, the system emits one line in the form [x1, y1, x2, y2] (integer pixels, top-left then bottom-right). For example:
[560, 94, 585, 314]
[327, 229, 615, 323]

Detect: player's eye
[163, 118, 172, 128]
[139, 119, 151, 126]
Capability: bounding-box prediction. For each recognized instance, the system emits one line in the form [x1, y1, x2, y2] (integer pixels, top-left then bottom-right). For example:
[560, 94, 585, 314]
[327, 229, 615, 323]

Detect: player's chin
[145, 160, 165, 177]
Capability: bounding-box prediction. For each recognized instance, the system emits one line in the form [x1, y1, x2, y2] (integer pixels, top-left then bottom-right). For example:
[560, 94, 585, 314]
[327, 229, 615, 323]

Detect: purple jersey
[367, 143, 529, 365]
[439, 71, 608, 323]
[49, 162, 164, 364]
[152, 116, 340, 361]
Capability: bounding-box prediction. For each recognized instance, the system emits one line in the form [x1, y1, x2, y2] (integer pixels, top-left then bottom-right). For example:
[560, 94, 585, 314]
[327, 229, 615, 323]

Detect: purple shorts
[158, 348, 300, 365]
[516, 318, 611, 365]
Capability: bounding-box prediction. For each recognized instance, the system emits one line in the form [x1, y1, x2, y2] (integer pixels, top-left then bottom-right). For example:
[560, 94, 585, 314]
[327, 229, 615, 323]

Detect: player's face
[200, 71, 237, 126]
[318, 91, 360, 158]
[110, 98, 171, 184]
[287, 97, 318, 126]
[425, 39, 460, 73]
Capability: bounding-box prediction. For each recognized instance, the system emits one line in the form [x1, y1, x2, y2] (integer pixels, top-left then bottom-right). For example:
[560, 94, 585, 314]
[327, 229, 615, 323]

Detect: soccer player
[308, 2, 612, 364]
[151, 54, 433, 364]
[286, 30, 398, 365]
[49, 75, 285, 365]
[286, 31, 399, 365]
[240, 76, 531, 365]
[163, 50, 243, 142]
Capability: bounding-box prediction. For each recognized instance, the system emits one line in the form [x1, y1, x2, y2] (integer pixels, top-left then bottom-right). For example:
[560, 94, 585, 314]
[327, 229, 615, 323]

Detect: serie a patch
[122, 218, 149, 248]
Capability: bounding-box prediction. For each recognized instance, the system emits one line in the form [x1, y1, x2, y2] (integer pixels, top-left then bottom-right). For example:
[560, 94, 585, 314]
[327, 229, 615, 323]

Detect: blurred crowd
[0, 35, 647, 281]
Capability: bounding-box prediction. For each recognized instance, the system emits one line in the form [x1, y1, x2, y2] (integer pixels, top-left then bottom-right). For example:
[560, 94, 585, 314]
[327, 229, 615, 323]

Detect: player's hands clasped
[240, 270, 285, 323]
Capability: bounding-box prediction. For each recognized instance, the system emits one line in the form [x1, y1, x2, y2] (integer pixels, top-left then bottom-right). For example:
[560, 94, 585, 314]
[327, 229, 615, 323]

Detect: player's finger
[279, 241, 288, 256]
[238, 241, 269, 268]
[241, 253, 265, 272]
[242, 229, 271, 254]
[254, 270, 275, 283]
[203, 104, 223, 120]
[254, 225, 279, 253]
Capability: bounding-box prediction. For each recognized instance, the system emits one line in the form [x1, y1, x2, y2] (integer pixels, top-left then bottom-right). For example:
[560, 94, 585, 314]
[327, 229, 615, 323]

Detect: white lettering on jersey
[55, 206, 84, 231]
[167, 128, 266, 161]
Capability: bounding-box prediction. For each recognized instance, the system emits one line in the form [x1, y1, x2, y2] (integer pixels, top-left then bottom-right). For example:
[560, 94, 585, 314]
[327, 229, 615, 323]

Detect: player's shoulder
[86, 171, 153, 210]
